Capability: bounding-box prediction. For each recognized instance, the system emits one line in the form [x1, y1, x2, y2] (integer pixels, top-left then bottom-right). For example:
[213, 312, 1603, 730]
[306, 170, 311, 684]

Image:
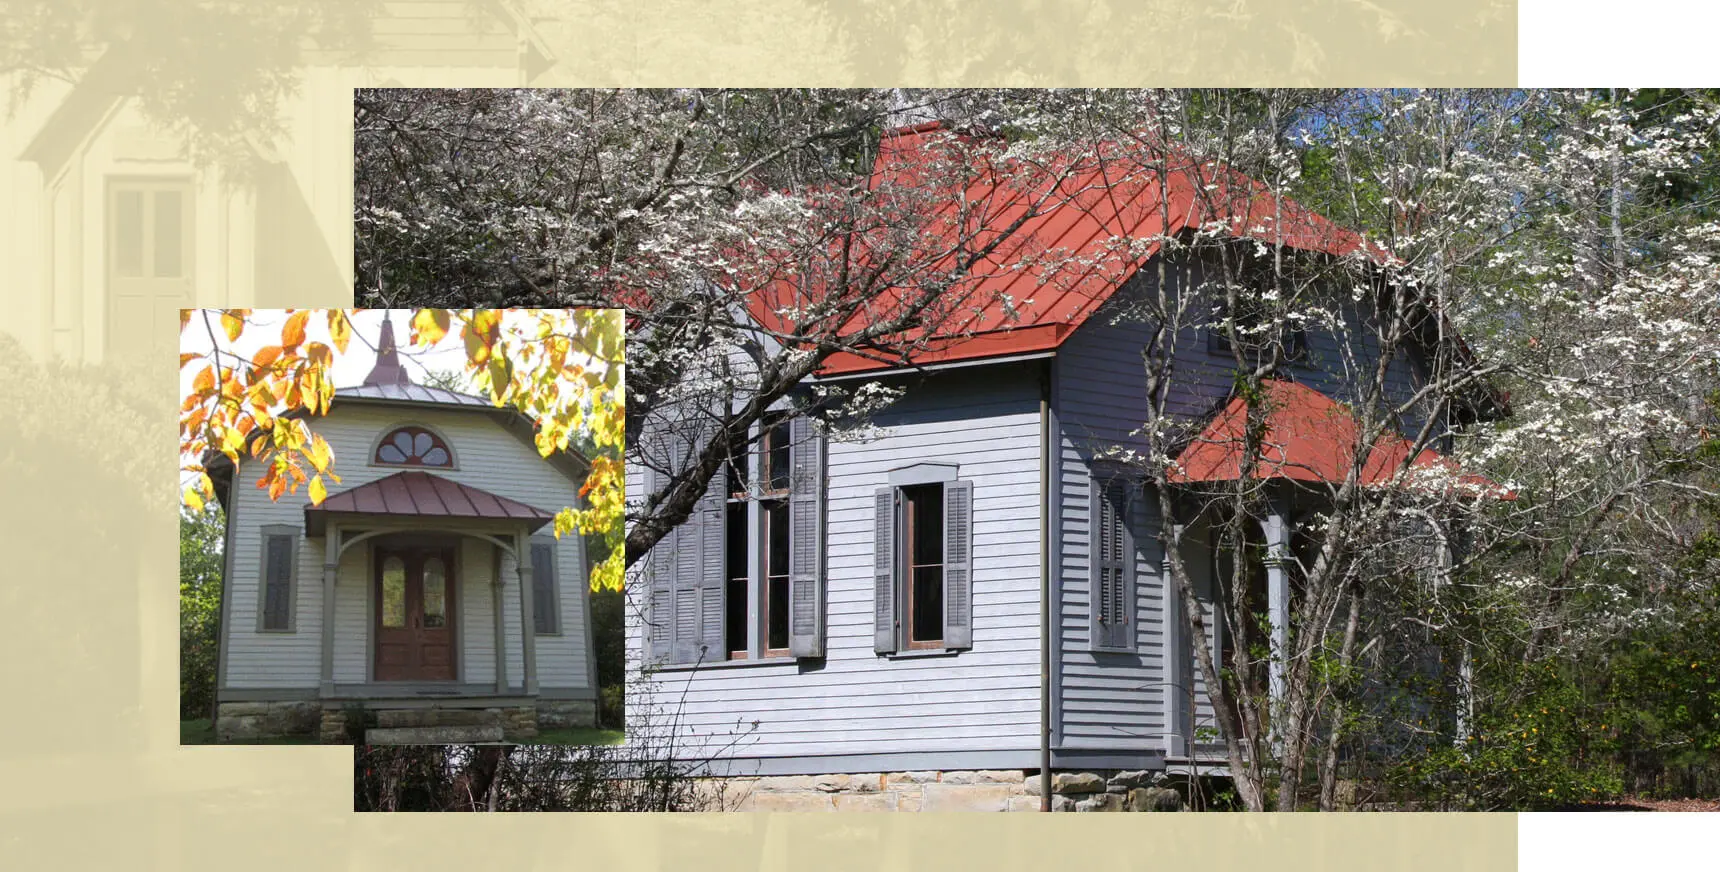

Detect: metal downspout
[1040, 360, 1053, 811]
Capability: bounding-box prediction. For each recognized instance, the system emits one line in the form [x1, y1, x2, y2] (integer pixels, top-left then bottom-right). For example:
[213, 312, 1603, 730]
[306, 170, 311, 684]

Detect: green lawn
[180, 718, 319, 745]
[533, 726, 625, 746]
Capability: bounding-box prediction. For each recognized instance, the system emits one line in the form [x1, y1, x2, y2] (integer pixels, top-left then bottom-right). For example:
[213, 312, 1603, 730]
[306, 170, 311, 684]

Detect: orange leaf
[282, 310, 310, 350]
[253, 345, 283, 370]
[192, 365, 215, 394]
[180, 309, 193, 332]
[179, 352, 200, 369]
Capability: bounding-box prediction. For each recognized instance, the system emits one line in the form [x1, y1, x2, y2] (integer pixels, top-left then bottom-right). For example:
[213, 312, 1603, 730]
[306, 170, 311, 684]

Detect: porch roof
[304, 470, 555, 536]
[1167, 379, 1513, 500]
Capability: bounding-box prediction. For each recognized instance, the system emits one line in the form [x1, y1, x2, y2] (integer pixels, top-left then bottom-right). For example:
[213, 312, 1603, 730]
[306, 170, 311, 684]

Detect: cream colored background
[0, 0, 1515, 867]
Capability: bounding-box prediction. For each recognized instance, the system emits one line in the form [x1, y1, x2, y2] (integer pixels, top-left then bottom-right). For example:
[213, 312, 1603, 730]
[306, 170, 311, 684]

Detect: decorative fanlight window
[374, 426, 454, 468]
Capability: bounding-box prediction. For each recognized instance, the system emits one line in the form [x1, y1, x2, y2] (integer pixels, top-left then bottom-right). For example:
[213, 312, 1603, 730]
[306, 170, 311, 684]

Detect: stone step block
[365, 725, 505, 745]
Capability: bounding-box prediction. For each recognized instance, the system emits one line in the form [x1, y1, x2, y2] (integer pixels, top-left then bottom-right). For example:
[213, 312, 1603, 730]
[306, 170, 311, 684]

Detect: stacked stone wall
[698, 769, 1187, 812]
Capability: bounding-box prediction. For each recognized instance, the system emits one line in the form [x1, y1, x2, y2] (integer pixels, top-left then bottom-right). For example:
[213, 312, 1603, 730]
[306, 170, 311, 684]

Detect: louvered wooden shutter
[942, 479, 974, 650]
[874, 487, 898, 654]
[787, 416, 825, 658]
[531, 541, 558, 635]
[670, 433, 726, 665]
[646, 463, 675, 661]
[1090, 479, 1136, 651]
[261, 533, 294, 630]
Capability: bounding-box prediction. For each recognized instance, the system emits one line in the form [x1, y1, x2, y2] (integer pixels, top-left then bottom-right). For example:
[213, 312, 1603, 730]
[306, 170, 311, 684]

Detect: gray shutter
[670, 434, 727, 665]
[787, 416, 825, 658]
[646, 465, 675, 661]
[531, 542, 557, 635]
[1090, 480, 1136, 651]
[874, 487, 898, 654]
[942, 479, 974, 650]
[1119, 484, 1138, 651]
[697, 460, 726, 659]
[262, 534, 293, 630]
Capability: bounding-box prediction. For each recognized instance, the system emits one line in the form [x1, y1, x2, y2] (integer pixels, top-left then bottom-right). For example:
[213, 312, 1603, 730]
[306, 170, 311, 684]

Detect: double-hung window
[724, 416, 796, 660]
[874, 467, 973, 655]
[645, 411, 826, 665]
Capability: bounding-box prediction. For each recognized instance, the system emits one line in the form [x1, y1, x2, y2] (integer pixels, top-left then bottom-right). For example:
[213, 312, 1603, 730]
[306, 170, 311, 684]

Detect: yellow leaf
[327, 310, 352, 354]
[183, 485, 204, 511]
[179, 352, 199, 369]
[309, 475, 327, 505]
[221, 311, 245, 341]
[412, 308, 450, 347]
[192, 365, 215, 395]
[180, 309, 193, 332]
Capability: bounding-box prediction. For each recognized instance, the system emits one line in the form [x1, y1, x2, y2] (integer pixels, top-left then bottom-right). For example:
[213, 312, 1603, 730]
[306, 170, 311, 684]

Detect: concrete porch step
[365, 725, 506, 745]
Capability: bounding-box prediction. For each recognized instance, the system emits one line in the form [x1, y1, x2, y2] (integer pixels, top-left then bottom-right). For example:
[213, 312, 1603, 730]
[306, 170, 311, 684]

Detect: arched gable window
[373, 426, 454, 468]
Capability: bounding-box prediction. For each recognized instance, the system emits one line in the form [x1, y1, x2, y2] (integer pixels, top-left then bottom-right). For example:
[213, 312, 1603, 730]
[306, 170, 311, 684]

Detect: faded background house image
[627, 121, 1505, 811]
[205, 316, 598, 743]
[1, 0, 557, 370]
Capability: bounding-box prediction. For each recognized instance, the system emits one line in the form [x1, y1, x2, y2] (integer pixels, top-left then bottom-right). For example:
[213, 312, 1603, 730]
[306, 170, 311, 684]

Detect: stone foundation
[320, 708, 351, 744]
[700, 768, 1186, 812]
[536, 700, 597, 730]
[214, 701, 321, 743]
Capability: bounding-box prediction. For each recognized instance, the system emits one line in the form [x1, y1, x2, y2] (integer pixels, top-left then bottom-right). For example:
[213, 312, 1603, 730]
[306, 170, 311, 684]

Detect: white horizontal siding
[627, 363, 1046, 760]
[223, 402, 591, 693]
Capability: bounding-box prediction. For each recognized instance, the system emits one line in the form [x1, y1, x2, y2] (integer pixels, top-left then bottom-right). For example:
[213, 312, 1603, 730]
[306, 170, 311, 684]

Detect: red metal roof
[737, 122, 1391, 376]
[1168, 379, 1513, 500]
[304, 470, 555, 535]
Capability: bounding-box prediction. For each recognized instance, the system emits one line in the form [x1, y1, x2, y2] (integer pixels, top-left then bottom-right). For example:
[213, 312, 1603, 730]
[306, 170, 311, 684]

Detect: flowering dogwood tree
[352, 88, 1720, 810]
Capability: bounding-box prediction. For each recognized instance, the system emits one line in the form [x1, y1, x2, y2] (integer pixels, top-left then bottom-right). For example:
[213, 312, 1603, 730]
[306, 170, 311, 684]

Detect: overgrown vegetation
[179, 504, 224, 720]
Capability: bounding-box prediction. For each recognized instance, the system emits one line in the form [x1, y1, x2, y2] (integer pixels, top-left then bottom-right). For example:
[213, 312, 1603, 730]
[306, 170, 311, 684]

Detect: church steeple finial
[362, 311, 414, 386]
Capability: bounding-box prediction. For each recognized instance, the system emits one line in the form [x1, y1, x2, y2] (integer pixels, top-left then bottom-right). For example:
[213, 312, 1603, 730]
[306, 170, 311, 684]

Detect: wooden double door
[374, 544, 457, 681]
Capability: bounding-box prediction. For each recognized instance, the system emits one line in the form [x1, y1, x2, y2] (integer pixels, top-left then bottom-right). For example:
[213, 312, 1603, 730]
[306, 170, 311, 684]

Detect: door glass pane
[381, 557, 406, 627]
[114, 191, 143, 276]
[153, 191, 183, 277]
[422, 557, 446, 628]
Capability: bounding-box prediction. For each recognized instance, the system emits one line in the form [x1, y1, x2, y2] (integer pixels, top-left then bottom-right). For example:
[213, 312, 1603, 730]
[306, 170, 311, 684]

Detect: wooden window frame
[371, 424, 458, 469]
[530, 537, 561, 636]
[722, 414, 797, 661]
[902, 482, 945, 651]
[256, 525, 300, 633]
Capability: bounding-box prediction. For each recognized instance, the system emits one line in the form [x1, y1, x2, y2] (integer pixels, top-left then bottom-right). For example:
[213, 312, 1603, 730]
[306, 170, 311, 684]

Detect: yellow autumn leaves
[179, 308, 627, 591]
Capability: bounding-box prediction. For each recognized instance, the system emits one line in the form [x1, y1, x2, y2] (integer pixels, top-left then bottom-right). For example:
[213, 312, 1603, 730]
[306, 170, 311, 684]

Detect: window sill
[884, 648, 962, 660]
[651, 656, 804, 672]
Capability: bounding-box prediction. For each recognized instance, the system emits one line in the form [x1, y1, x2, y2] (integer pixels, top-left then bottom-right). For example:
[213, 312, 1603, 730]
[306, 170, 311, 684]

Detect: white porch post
[1262, 491, 1291, 750]
[492, 542, 508, 694]
[516, 529, 538, 695]
[320, 522, 339, 697]
[1161, 521, 1187, 759]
